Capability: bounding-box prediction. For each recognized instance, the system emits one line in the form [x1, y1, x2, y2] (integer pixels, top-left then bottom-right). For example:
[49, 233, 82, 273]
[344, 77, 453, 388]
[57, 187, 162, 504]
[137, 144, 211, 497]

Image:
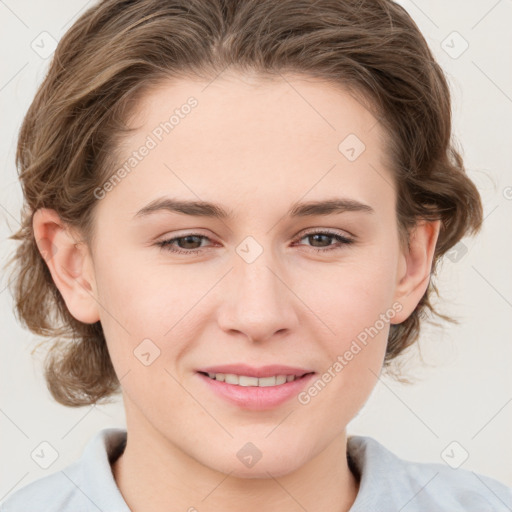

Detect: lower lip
[196, 372, 316, 411]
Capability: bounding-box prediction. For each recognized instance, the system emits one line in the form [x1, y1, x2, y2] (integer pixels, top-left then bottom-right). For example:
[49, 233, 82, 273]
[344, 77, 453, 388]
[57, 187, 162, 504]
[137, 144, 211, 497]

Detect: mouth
[195, 365, 317, 410]
[197, 371, 314, 387]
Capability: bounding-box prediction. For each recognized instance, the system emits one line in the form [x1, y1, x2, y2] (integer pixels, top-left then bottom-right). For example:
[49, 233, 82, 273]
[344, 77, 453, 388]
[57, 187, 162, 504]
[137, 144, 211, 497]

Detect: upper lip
[196, 364, 315, 378]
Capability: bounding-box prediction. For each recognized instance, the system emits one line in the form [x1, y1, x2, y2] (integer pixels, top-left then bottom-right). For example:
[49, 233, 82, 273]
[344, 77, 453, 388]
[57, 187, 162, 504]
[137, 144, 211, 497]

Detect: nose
[216, 251, 299, 343]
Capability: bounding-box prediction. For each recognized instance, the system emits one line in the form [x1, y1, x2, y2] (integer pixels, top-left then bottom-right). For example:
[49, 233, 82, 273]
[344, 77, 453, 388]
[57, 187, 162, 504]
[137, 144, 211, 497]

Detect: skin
[33, 72, 440, 512]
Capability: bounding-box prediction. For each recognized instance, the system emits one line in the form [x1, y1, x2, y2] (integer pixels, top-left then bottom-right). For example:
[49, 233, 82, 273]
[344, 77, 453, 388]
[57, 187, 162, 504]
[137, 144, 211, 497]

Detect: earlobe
[391, 219, 441, 324]
[32, 208, 100, 324]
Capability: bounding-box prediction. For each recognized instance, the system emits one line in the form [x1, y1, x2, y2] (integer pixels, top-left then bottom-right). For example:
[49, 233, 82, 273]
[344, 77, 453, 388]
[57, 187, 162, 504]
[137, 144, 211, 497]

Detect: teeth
[206, 372, 298, 387]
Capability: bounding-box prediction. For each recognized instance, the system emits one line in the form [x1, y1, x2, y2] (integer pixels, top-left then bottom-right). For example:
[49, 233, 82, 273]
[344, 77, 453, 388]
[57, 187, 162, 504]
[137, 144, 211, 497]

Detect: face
[37, 72, 438, 479]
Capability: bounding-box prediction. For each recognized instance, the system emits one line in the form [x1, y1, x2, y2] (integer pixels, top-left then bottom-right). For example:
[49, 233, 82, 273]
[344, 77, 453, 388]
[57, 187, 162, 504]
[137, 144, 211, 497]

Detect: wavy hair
[5, 0, 483, 406]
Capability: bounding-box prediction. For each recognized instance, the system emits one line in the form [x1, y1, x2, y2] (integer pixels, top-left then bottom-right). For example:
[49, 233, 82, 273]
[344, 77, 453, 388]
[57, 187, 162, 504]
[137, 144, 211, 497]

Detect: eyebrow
[133, 196, 375, 220]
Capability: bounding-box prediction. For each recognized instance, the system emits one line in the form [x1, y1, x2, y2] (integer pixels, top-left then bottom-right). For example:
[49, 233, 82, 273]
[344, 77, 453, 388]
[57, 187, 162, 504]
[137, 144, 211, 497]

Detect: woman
[2, 0, 511, 510]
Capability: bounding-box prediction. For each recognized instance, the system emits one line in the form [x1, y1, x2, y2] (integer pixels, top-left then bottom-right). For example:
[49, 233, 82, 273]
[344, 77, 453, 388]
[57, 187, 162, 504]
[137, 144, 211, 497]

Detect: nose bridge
[217, 243, 298, 342]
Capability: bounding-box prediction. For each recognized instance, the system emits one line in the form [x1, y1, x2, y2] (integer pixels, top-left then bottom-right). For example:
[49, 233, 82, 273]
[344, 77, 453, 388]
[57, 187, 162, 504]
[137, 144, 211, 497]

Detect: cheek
[95, 246, 186, 328]
[296, 247, 398, 334]
[92, 254, 170, 361]
[293, 247, 397, 394]
[296, 268, 394, 418]
[93, 250, 209, 382]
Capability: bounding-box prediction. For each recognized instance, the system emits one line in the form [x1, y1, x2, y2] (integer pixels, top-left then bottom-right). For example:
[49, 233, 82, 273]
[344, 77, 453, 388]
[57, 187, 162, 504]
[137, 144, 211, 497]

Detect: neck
[112, 425, 360, 512]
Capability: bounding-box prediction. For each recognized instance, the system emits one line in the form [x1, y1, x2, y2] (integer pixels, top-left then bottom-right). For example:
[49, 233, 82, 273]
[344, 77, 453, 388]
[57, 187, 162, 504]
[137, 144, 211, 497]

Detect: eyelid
[155, 227, 356, 256]
[294, 226, 356, 241]
[155, 228, 212, 242]
[155, 227, 354, 245]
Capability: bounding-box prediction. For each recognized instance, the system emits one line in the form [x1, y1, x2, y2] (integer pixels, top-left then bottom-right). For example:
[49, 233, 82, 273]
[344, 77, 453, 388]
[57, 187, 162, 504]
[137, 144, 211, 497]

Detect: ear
[391, 219, 441, 324]
[32, 208, 100, 324]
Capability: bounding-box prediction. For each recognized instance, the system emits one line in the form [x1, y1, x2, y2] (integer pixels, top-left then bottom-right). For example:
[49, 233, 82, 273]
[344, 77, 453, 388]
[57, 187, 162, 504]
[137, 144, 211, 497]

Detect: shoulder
[347, 435, 512, 512]
[0, 469, 84, 512]
[0, 428, 129, 512]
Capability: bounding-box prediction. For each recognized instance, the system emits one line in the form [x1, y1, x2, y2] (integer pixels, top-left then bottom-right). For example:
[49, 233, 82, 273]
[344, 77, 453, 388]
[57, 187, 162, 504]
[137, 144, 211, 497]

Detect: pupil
[310, 234, 329, 247]
[180, 235, 201, 249]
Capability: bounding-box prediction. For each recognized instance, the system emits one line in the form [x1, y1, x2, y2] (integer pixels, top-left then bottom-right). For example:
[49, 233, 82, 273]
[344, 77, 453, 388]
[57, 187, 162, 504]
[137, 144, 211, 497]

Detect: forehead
[102, 72, 394, 220]
[128, 71, 384, 149]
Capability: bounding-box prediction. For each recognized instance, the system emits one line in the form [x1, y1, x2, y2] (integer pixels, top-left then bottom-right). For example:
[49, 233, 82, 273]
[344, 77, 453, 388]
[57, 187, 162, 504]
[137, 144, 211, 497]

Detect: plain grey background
[1, 0, 511, 500]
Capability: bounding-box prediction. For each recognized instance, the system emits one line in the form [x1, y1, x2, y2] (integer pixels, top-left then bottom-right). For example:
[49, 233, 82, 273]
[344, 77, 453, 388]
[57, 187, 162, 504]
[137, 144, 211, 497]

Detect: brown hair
[5, 0, 483, 406]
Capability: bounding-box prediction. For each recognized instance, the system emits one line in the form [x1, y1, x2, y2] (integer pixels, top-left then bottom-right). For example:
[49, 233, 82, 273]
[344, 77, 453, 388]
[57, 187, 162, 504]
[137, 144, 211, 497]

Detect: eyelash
[156, 229, 355, 255]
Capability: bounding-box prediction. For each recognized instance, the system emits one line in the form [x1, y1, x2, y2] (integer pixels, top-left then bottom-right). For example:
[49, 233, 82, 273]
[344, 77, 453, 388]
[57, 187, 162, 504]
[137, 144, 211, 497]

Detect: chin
[221, 460, 302, 480]
[201, 446, 310, 480]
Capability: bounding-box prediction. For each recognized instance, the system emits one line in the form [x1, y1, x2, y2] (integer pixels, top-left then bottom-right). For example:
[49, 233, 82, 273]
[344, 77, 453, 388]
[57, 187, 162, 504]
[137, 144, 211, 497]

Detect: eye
[156, 233, 214, 255]
[156, 229, 355, 255]
[293, 229, 355, 253]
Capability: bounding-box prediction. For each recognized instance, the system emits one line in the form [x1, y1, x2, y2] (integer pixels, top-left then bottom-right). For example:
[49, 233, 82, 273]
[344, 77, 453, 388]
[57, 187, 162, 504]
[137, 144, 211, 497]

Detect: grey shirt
[1, 427, 511, 511]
